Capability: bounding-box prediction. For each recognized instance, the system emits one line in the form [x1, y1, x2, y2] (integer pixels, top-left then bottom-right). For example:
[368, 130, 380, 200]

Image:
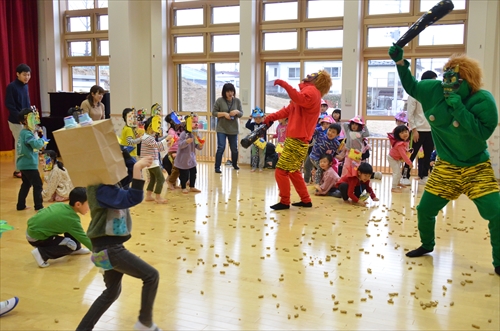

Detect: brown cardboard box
[53, 120, 127, 186]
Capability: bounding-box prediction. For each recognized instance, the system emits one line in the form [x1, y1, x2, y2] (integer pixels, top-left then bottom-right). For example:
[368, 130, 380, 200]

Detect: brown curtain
[0, 0, 41, 151]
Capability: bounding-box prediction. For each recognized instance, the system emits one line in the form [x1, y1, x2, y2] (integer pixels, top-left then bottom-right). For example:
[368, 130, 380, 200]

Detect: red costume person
[264, 70, 332, 210]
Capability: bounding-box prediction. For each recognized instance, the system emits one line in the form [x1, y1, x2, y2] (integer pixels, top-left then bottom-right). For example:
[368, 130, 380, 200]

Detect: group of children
[243, 102, 384, 205]
[119, 105, 205, 202]
[13, 102, 440, 331]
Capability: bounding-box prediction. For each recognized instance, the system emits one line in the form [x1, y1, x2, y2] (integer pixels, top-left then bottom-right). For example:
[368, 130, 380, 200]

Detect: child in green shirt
[27, 187, 92, 268]
[16, 107, 45, 211]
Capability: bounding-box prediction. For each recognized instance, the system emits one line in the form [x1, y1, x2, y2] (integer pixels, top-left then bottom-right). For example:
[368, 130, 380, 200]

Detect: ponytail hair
[43, 150, 65, 171]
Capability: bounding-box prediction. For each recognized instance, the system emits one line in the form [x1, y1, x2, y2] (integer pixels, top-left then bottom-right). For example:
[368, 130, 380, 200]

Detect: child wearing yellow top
[120, 108, 143, 159]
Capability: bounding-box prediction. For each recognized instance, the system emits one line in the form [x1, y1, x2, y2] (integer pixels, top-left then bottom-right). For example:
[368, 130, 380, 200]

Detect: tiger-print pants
[417, 159, 500, 267]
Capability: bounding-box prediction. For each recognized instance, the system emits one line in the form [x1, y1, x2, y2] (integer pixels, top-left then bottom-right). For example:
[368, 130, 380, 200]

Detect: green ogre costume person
[389, 44, 500, 276]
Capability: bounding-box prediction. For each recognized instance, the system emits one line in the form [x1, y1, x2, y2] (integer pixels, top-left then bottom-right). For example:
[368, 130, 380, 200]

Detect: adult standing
[80, 85, 106, 121]
[212, 83, 243, 173]
[401, 70, 437, 185]
[389, 45, 500, 276]
[5, 64, 31, 178]
[263, 70, 332, 210]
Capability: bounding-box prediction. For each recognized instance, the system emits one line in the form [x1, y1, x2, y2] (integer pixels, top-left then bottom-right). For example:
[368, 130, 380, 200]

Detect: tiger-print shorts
[425, 159, 499, 200]
[276, 138, 309, 173]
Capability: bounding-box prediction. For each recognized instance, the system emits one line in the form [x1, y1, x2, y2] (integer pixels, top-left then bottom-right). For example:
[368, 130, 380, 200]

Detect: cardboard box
[53, 120, 127, 186]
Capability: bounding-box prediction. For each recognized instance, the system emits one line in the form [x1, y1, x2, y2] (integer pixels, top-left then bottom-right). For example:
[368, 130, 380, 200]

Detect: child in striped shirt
[141, 116, 167, 204]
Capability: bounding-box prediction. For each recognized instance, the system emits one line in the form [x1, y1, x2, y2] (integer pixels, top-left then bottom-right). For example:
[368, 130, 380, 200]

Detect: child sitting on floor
[314, 154, 340, 196]
[41, 150, 74, 202]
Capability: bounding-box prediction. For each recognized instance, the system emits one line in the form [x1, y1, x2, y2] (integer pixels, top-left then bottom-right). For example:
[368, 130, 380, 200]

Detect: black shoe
[406, 246, 433, 257]
[291, 201, 312, 207]
[233, 166, 240, 170]
[494, 266, 500, 276]
[215, 169, 222, 174]
[270, 203, 290, 210]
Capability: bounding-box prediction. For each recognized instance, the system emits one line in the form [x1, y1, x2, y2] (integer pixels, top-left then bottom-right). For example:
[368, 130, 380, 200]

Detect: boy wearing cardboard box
[53, 120, 163, 331]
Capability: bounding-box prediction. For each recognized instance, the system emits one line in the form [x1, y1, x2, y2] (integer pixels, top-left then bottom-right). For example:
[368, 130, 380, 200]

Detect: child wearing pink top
[314, 154, 340, 196]
[274, 118, 288, 144]
[387, 125, 413, 193]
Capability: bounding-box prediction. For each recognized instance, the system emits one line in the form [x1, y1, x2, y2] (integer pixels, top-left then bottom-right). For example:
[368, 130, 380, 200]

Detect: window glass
[418, 24, 464, 46]
[420, 0, 466, 11]
[212, 6, 240, 24]
[68, 16, 91, 32]
[215, 62, 240, 91]
[415, 58, 447, 80]
[99, 65, 110, 90]
[68, 0, 94, 10]
[308, 0, 344, 18]
[366, 59, 410, 117]
[263, 32, 297, 51]
[264, 61, 299, 113]
[307, 30, 343, 48]
[98, 0, 108, 8]
[213, 35, 240, 52]
[368, 0, 410, 15]
[175, 8, 203, 26]
[178, 63, 208, 112]
[68, 41, 92, 56]
[72, 66, 96, 92]
[98, 39, 109, 56]
[264, 2, 298, 21]
[305, 61, 340, 105]
[367, 26, 409, 47]
[288, 67, 300, 79]
[97, 14, 108, 31]
[366, 120, 399, 137]
[175, 36, 204, 53]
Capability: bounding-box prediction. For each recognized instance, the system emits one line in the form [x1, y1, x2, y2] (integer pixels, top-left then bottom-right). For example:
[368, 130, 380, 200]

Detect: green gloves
[445, 93, 462, 108]
[388, 44, 403, 63]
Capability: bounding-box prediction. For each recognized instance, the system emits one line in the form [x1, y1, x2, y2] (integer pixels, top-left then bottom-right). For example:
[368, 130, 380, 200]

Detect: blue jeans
[76, 244, 159, 330]
[215, 132, 238, 170]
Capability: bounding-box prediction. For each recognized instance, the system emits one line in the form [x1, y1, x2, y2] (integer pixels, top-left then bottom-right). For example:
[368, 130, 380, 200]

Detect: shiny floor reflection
[1, 160, 498, 330]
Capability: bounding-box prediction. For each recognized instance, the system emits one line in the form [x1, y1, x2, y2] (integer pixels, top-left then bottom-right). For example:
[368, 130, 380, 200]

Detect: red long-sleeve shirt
[336, 174, 377, 203]
[264, 80, 321, 143]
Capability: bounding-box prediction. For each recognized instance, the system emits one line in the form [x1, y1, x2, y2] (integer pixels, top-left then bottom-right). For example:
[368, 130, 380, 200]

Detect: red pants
[275, 168, 311, 205]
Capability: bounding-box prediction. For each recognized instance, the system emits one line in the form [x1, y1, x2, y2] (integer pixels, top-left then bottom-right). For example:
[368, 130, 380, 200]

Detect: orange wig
[313, 70, 333, 97]
[444, 54, 483, 94]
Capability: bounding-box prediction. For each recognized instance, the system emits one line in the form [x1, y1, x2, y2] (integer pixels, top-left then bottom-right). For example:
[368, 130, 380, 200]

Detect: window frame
[361, 0, 468, 121]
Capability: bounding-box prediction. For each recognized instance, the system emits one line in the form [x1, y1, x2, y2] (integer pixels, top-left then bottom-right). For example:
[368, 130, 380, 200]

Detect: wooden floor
[0, 158, 499, 330]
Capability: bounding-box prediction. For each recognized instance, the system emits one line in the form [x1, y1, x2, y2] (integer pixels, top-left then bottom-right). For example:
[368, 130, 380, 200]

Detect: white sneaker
[71, 248, 91, 255]
[31, 248, 49, 268]
[0, 297, 19, 316]
[400, 178, 411, 186]
[134, 321, 163, 331]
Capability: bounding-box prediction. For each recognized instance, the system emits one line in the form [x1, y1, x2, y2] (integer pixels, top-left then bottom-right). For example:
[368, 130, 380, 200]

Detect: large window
[363, 0, 467, 136]
[261, 0, 344, 115]
[171, 0, 240, 129]
[64, 0, 109, 91]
